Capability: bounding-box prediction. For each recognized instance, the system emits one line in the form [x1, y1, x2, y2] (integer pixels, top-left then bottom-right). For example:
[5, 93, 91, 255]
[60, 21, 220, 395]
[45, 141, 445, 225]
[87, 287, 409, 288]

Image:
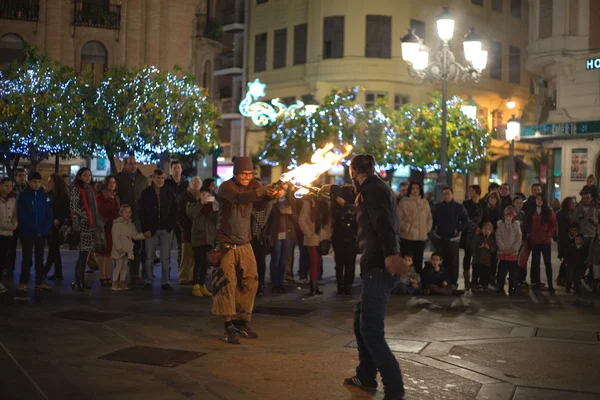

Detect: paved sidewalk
[0, 247, 599, 400]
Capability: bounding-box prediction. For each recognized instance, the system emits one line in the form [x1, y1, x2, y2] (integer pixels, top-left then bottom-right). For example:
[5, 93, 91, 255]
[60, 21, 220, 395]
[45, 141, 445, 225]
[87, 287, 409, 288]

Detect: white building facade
[523, 0, 600, 199]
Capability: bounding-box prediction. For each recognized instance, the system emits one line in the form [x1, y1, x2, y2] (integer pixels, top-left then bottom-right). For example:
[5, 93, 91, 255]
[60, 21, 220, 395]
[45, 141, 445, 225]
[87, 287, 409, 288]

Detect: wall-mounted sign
[586, 58, 600, 70]
[522, 120, 600, 138]
[571, 149, 588, 181]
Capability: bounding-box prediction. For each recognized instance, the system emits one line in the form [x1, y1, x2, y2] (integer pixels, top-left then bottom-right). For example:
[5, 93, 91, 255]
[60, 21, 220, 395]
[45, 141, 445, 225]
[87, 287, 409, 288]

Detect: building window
[410, 19, 426, 43]
[0, 34, 25, 66]
[294, 23, 307, 65]
[365, 15, 391, 59]
[492, 0, 503, 13]
[510, 0, 522, 18]
[256, 0, 267, 4]
[394, 94, 409, 110]
[254, 32, 267, 72]
[273, 28, 287, 69]
[365, 92, 386, 108]
[569, 0, 579, 36]
[323, 16, 344, 59]
[202, 60, 213, 95]
[281, 96, 296, 106]
[81, 41, 107, 85]
[591, 0, 600, 49]
[509, 46, 520, 84]
[472, 0, 484, 5]
[490, 41, 502, 81]
[539, 0, 553, 39]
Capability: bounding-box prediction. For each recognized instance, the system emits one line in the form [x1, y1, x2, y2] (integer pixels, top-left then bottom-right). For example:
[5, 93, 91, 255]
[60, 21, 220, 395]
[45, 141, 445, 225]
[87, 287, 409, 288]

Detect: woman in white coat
[398, 181, 432, 275]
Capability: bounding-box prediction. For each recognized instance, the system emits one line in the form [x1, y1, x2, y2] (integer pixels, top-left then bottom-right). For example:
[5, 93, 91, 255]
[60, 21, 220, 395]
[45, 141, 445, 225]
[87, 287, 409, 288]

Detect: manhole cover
[535, 328, 599, 342]
[345, 339, 428, 353]
[99, 346, 206, 368]
[253, 306, 315, 317]
[52, 310, 129, 323]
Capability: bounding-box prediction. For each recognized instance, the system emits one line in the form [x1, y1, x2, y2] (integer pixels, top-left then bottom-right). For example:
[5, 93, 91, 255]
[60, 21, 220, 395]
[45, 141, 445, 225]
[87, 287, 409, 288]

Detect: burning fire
[278, 142, 353, 198]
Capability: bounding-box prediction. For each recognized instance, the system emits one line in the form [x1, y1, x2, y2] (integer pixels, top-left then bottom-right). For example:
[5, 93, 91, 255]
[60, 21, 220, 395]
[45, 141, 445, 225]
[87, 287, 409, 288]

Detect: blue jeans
[530, 243, 553, 288]
[144, 229, 173, 285]
[354, 267, 404, 398]
[270, 239, 292, 286]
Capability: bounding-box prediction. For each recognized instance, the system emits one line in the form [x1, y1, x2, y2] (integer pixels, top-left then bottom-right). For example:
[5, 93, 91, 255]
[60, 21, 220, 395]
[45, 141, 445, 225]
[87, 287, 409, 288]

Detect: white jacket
[0, 194, 17, 237]
[398, 196, 433, 241]
[111, 217, 145, 260]
[495, 220, 522, 255]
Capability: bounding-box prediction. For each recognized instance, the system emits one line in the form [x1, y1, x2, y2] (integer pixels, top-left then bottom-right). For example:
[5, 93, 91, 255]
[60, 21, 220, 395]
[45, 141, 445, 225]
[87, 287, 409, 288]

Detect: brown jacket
[216, 178, 263, 245]
[298, 198, 332, 247]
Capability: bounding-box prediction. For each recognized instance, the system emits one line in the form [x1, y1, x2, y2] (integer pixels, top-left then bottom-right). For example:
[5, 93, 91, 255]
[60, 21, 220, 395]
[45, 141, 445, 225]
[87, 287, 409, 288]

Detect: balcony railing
[217, 0, 245, 26]
[216, 52, 243, 70]
[204, 18, 223, 41]
[0, 0, 40, 22]
[74, 1, 121, 30]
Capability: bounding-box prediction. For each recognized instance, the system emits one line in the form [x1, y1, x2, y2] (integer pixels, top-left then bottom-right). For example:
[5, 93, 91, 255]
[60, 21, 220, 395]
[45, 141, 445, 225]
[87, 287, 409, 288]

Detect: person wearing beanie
[496, 205, 522, 295]
[212, 156, 283, 344]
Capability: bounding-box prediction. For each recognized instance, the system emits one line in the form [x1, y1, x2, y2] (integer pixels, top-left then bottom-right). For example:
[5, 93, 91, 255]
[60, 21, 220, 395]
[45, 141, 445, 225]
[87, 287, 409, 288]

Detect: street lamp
[505, 114, 521, 196]
[401, 8, 488, 197]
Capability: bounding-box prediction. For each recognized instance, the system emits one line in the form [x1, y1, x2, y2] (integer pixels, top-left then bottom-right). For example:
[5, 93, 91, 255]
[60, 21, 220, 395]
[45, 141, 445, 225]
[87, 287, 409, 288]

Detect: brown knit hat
[233, 157, 253, 174]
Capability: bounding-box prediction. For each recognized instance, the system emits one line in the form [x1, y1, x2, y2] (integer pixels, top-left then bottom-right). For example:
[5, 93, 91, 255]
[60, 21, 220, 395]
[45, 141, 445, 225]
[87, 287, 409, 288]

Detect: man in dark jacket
[17, 172, 53, 292]
[432, 187, 469, 285]
[331, 184, 358, 295]
[139, 169, 178, 290]
[165, 160, 189, 276]
[115, 155, 149, 283]
[498, 184, 513, 212]
[523, 183, 542, 216]
[343, 154, 408, 400]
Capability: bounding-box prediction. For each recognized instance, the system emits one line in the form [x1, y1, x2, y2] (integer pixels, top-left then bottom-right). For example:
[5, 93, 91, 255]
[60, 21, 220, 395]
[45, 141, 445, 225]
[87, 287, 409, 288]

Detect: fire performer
[343, 154, 409, 400]
[212, 156, 283, 344]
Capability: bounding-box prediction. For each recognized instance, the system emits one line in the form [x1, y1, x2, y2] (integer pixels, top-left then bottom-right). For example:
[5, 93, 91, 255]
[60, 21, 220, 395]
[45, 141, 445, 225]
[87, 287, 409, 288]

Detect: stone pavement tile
[345, 338, 429, 354]
[99, 345, 207, 368]
[510, 327, 536, 337]
[445, 337, 532, 346]
[406, 355, 457, 370]
[0, 343, 46, 400]
[446, 368, 502, 384]
[475, 383, 515, 400]
[513, 387, 600, 400]
[448, 341, 600, 386]
[52, 309, 129, 323]
[420, 341, 454, 357]
[535, 327, 599, 341]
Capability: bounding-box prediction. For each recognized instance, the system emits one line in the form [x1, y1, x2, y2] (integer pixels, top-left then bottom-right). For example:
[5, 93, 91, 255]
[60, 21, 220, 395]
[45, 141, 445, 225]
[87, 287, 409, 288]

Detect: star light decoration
[0, 62, 86, 156]
[92, 66, 219, 163]
[239, 78, 308, 126]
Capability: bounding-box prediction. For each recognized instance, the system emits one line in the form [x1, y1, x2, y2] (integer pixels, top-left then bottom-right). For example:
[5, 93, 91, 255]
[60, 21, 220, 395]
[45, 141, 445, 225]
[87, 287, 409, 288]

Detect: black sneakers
[234, 324, 259, 339]
[221, 326, 240, 345]
[343, 376, 378, 391]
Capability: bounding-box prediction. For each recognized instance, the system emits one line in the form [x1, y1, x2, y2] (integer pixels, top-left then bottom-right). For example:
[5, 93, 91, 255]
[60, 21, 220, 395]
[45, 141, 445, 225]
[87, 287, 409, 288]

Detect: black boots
[307, 280, 323, 296]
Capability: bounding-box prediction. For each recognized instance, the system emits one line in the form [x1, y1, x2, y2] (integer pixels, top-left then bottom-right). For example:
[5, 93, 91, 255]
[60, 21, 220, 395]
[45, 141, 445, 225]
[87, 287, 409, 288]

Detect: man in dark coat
[115, 155, 149, 283]
[342, 154, 408, 400]
[165, 160, 189, 274]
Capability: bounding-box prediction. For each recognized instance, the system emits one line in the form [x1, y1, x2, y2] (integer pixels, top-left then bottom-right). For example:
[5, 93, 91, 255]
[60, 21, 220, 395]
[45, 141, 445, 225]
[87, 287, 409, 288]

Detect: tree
[0, 45, 86, 172]
[391, 92, 491, 173]
[86, 66, 220, 173]
[260, 87, 395, 168]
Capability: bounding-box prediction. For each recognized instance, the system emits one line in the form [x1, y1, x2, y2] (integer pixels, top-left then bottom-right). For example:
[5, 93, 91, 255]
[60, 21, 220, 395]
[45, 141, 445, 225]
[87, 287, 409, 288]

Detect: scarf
[79, 184, 97, 227]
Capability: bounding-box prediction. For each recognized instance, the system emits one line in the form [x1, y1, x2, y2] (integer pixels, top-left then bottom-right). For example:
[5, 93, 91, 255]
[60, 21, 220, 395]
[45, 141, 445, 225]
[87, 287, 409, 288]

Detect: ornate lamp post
[401, 7, 488, 197]
[505, 114, 521, 196]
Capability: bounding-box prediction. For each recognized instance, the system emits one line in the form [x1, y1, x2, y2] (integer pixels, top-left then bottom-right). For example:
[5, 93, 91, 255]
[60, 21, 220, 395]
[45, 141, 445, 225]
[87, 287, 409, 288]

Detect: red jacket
[96, 191, 120, 233]
[528, 210, 558, 245]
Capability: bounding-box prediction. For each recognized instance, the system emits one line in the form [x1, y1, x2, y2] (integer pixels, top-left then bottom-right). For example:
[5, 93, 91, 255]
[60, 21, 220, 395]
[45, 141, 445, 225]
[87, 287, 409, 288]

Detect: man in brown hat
[212, 156, 283, 344]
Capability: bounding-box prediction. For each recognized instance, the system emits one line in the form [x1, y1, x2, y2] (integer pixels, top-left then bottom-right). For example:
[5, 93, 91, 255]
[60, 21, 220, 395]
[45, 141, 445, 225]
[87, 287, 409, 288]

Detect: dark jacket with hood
[18, 186, 53, 237]
[115, 168, 149, 223]
[355, 175, 400, 269]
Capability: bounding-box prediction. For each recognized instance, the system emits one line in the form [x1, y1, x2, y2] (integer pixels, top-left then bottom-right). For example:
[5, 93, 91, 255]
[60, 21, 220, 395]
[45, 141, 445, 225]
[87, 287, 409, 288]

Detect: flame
[280, 143, 353, 189]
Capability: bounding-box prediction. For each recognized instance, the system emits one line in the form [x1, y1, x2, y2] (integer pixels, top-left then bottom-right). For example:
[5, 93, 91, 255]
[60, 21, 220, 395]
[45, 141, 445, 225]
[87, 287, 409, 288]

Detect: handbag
[94, 225, 107, 253]
[319, 239, 331, 256]
[207, 247, 231, 267]
[59, 219, 81, 250]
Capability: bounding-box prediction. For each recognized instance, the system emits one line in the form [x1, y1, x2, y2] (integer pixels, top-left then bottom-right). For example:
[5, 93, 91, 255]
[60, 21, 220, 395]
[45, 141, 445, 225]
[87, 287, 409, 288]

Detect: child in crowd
[471, 222, 497, 290]
[0, 178, 17, 294]
[17, 172, 53, 292]
[422, 252, 464, 296]
[565, 233, 588, 294]
[514, 195, 529, 285]
[496, 206, 522, 295]
[111, 204, 147, 291]
[392, 254, 422, 295]
[588, 223, 600, 292]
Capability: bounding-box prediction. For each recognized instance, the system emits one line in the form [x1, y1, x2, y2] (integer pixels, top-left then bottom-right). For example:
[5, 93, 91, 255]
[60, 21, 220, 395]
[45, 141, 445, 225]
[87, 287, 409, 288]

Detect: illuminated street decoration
[239, 78, 305, 126]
